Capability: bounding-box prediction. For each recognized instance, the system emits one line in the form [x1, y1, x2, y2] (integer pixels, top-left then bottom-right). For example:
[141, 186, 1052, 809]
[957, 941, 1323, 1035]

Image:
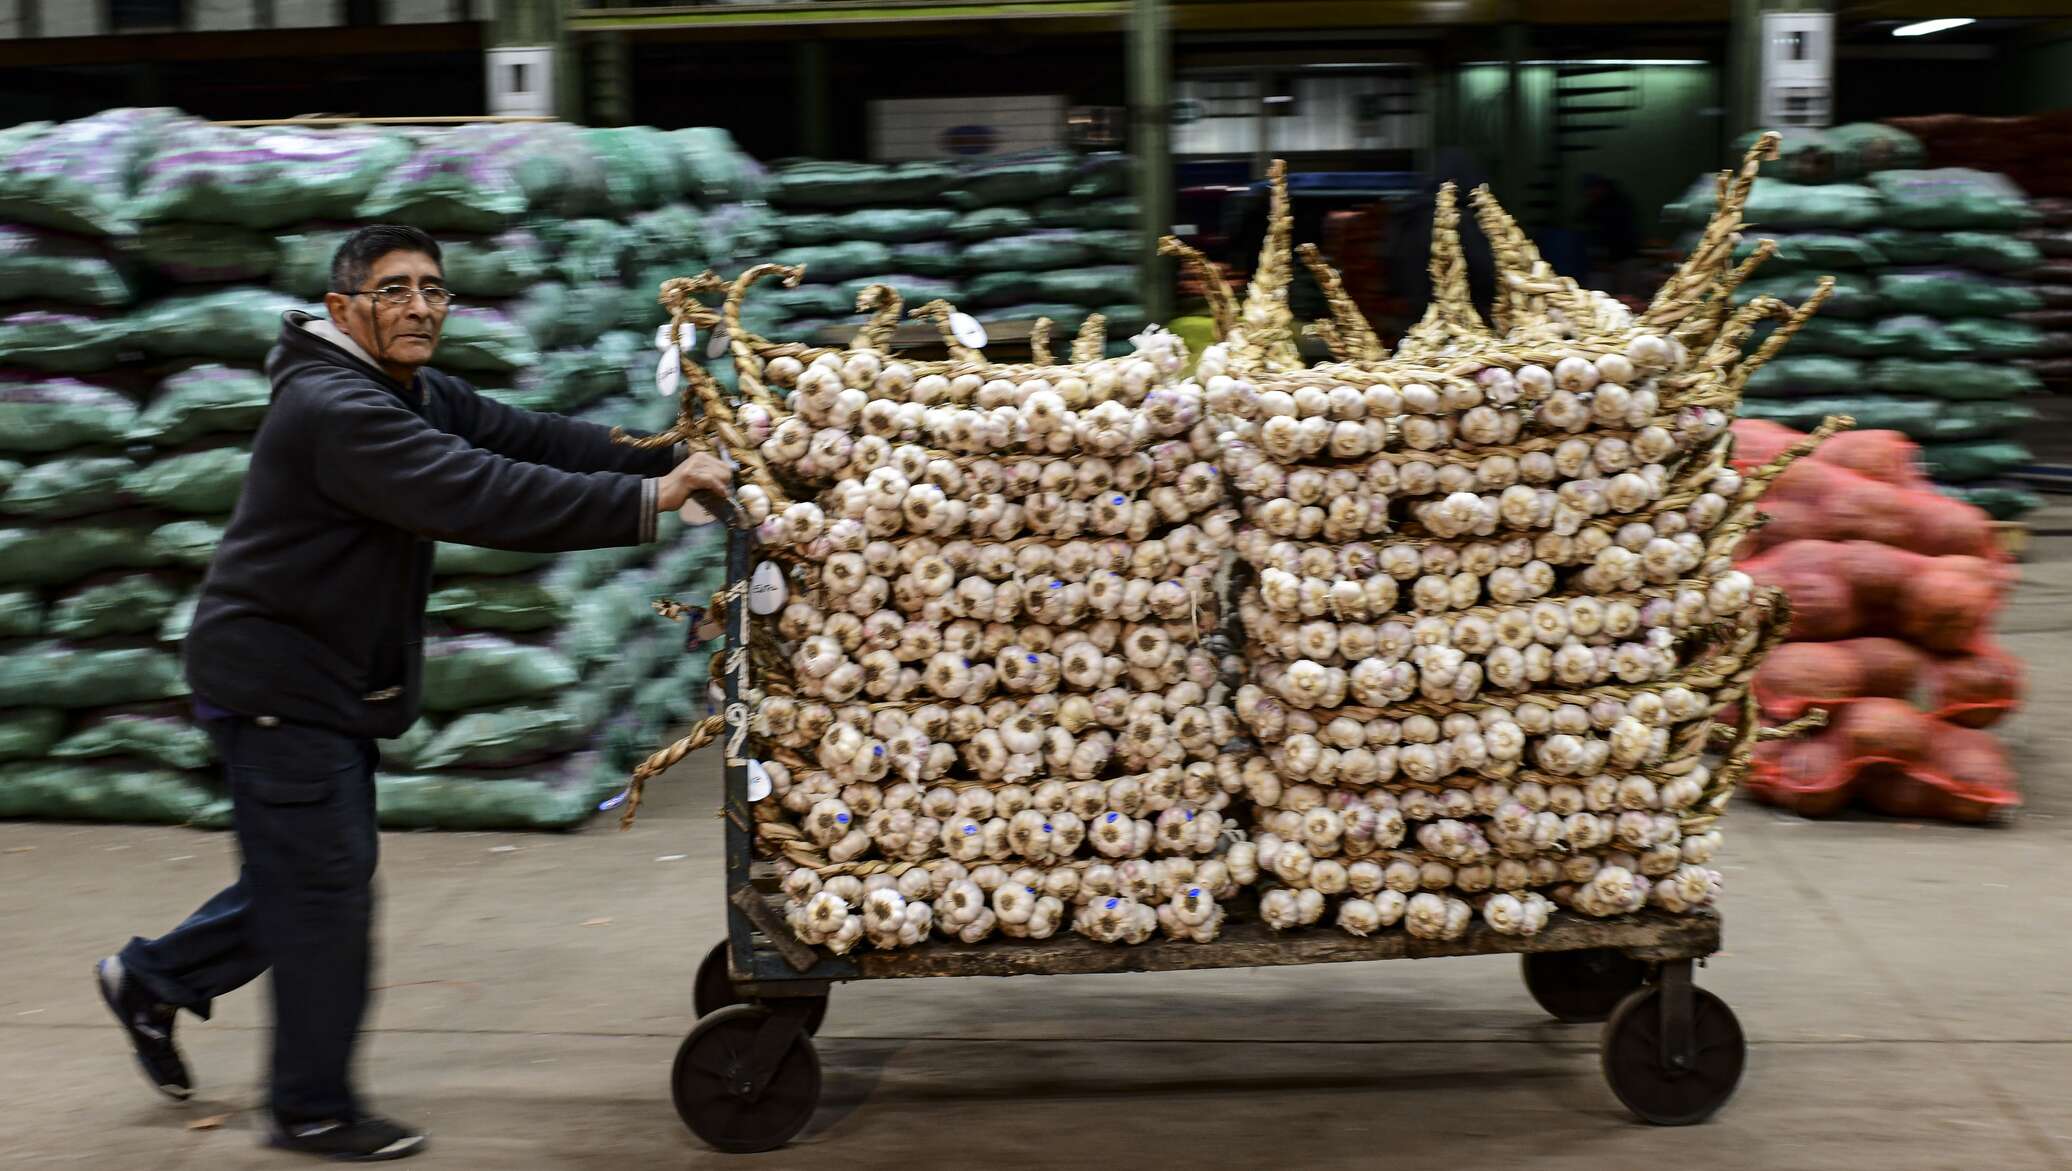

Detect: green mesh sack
[127, 365, 270, 446]
[1071, 153, 1134, 199]
[1733, 127, 1846, 184]
[356, 129, 529, 232]
[0, 761, 226, 825]
[962, 233, 1091, 273]
[0, 109, 181, 236]
[0, 643, 187, 708]
[1100, 304, 1152, 334]
[1862, 229, 2041, 273]
[1667, 177, 1880, 229]
[1825, 123, 1926, 175]
[1078, 229, 1141, 263]
[474, 347, 629, 416]
[1872, 315, 1971, 360]
[1723, 231, 1887, 270]
[1738, 394, 1940, 440]
[0, 308, 129, 374]
[962, 271, 1039, 308]
[0, 710, 63, 762]
[502, 282, 623, 351]
[434, 307, 539, 372]
[159, 589, 198, 643]
[129, 123, 409, 229]
[426, 576, 571, 633]
[950, 206, 1036, 243]
[1944, 318, 2047, 358]
[0, 225, 133, 306]
[1939, 482, 2041, 520]
[1029, 266, 1141, 308]
[834, 275, 961, 306]
[1734, 271, 1881, 318]
[1921, 400, 2042, 442]
[1869, 169, 2039, 230]
[1876, 270, 2042, 318]
[376, 719, 437, 771]
[433, 543, 559, 577]
[51, 712, 216, 771]
[833, 207, 957, 243]
[944, 154, 1077, 209]
[420, 633, 579, 712]
[0, 524, 163, 586]
[0, 456, 133, 520]
[977, 302, 1088, 330]
[414, 690, 611, 769]
[759, 283, 855, 321]
[776, 213, 843, 246]
[44, 574, 181, 639]
[888, 241, 962, 277]
[124, 448, 250, 515]
[770, 241, 894, 283]
[131, 289, 303, 362]
[764, 160, 955, 208]
[1757, 316, 1900, 359]
[1872, 359, 2043, 400]
[147, 519, 225, 570]
[1077, 198, 1142, 230]
[670, 126, 764, 203]
[0, 589, 42, 638]
[0, 378, 137, 453]
[373, 760, 604, 831]
[1919, 439, 2032, 483]
[125, 221, 279, 284]
[542, 217, 634, 284]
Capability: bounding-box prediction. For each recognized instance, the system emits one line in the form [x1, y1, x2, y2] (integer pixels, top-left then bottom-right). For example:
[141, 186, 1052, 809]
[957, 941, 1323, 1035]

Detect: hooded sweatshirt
[182, 310, 679, 739]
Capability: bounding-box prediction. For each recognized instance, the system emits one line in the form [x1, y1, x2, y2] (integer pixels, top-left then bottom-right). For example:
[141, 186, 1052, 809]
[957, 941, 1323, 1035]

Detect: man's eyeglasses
[351, 285, 455, 309]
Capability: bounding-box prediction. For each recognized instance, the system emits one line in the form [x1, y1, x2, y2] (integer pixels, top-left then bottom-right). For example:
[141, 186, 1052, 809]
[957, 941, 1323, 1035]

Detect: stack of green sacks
[0, 109, 763, 829]
[1667, 124, 2044, 519]
[757, 151, 1145, 343]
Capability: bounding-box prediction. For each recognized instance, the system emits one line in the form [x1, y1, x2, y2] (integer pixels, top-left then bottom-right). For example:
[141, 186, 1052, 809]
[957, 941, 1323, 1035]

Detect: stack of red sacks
[1732, 420, 2024, 822]
[1320, 206, 1393, 331]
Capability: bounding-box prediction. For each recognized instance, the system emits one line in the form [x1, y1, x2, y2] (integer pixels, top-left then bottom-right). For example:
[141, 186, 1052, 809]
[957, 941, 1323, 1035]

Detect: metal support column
[1500, 21, 1527, 204]
[797, 40, 832, 157]
[1728, 0, 1834, 139]
[1130, 0, 1174, 328]
[489, 0, 574, 118]
[590, 31, 634, 127]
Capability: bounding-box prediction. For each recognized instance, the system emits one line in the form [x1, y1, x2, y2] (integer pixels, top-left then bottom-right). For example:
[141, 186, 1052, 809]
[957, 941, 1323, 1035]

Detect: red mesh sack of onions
[1925, 641, 2026, 728]
[1855, 726, 2022, 824]
[1732, 422, 1996, 558]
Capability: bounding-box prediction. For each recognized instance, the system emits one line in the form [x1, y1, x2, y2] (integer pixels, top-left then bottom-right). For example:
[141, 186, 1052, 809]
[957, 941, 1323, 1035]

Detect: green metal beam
[569, 0, 1123, 32]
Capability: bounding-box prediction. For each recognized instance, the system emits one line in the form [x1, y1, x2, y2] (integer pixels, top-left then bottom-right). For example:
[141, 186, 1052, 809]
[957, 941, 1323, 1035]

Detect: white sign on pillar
[488, 46, 556, 118]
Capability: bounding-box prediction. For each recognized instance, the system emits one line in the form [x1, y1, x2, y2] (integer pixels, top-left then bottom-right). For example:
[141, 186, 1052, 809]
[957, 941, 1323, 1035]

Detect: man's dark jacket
[184, 311, 677, 740]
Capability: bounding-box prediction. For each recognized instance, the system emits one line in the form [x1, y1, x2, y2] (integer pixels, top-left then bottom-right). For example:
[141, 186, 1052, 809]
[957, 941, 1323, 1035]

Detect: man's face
[324, 249, 449, 375]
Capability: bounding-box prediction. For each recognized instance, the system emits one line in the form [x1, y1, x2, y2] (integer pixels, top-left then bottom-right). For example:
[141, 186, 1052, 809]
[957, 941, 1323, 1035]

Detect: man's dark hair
[330, 225, 443, 294]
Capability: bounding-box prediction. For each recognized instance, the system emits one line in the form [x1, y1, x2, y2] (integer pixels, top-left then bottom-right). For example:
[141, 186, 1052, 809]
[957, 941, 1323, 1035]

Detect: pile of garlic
[729, 316, 1251, 952]
[1187, 153, 1808, 943]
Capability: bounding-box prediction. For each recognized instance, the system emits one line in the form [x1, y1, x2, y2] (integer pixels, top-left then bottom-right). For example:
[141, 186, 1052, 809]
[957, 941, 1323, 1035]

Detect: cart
[666, 525, 1750, 1154]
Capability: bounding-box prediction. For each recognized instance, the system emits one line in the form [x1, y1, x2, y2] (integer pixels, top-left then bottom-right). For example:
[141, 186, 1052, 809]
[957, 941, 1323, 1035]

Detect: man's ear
[323, 292, 352, 329]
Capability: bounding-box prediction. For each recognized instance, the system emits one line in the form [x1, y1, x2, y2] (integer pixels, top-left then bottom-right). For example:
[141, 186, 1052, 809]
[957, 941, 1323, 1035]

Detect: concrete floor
[6, 513, 2072, 1171]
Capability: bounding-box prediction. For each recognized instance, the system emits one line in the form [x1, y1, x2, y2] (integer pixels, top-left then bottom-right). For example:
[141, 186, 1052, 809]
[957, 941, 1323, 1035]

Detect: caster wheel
[1601, 984, 1746, 1125]
[1522, 948, 1650, 1023]
[694, 940, 829, 1035]
[672, 1005, 822, 1153]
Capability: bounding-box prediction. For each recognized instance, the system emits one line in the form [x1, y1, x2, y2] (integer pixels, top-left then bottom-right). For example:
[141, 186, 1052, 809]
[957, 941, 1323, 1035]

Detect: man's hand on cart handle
[656, 452, 734, 523]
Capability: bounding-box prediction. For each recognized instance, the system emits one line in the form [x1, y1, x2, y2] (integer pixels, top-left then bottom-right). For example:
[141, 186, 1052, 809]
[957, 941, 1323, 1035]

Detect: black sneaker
[96, 956, 192, 1101]
[268, 1116, 428, 1162]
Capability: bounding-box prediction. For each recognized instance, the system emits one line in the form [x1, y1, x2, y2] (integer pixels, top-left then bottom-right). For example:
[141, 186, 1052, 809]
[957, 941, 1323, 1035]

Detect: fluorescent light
[1263, 95, 1295, 104]
[1461, 58, 1709, 67]
[1893, 18, 1975, 36]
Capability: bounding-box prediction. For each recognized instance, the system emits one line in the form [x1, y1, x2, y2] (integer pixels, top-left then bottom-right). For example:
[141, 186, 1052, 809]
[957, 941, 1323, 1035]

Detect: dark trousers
[120, 718, 380, 1124]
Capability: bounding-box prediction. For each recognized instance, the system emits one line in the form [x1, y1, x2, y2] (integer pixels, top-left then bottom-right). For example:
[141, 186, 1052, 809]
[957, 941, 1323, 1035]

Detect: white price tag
[746, 760, 772, 802]
[655, 348, 682, 398]
[949, 312, 988, 349]
[707, 324, 730, 360]
[655, 322, 696, 353]
[748, 561, 788, 615]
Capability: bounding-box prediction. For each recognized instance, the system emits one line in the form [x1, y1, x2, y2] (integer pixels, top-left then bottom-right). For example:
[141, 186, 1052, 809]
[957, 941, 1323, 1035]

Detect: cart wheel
[1521, 948, 1650, 1023]
[1600, 983, 1746, 1125]
[672, 1004, 821, 1153]
[694, 940, 829, 1036]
